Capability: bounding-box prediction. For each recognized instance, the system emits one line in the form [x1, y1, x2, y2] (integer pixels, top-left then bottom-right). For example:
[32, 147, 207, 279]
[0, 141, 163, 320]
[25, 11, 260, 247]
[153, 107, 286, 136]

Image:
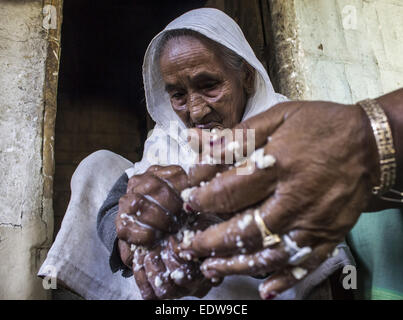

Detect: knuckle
[214, 182, 235, 213]
[127, 174, 144, 192]
[137, 229, 157, 246]
[120, 193, 143, 213]
[118, 194, 129, 206]
[116, 224, 127, 240]
[147, 165, 163, 173]
[142, 174, 164, 195]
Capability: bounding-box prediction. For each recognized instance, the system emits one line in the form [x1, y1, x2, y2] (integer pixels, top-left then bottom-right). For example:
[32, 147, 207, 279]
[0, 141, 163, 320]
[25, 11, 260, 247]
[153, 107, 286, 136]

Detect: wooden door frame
[42, 0, 63, 240]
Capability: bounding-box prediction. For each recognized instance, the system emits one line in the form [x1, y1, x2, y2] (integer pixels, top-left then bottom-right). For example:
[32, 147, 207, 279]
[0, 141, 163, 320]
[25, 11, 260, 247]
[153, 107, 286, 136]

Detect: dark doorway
[53, 0, 208, 237]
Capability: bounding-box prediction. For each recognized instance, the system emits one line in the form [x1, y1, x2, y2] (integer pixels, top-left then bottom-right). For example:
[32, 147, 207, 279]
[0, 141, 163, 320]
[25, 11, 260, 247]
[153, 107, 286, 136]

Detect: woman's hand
[115, 165, 189, 246]
[132, 213, 223, 300]
[115, 165, 223, 299]
[180, 100, 381, 299]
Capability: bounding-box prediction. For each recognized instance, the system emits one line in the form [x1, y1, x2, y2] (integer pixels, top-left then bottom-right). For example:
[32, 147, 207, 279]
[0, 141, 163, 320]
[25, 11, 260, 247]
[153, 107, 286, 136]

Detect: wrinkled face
[159, 36, 248, 129]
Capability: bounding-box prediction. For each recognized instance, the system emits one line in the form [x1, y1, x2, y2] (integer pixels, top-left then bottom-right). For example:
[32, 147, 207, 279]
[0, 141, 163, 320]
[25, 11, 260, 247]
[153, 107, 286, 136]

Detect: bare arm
[180, 88, 403, 299]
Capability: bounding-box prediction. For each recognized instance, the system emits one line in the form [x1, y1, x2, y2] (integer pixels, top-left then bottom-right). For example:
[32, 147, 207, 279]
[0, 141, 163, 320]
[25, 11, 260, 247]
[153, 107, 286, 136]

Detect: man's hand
[181, 99, 382, 299]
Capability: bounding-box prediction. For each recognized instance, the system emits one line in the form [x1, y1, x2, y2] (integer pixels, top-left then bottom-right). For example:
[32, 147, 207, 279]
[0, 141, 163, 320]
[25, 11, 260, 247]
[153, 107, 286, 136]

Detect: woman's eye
[172, 92, 185, 99]
[204, 82, 218, 90]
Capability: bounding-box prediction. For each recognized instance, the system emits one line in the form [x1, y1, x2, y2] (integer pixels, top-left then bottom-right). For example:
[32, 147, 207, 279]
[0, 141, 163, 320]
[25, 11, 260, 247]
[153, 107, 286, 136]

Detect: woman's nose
[187, 93, 211, 123]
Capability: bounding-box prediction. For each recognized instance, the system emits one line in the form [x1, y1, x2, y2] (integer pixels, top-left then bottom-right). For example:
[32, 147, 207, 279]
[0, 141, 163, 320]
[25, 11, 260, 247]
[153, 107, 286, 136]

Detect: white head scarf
[126, 8, 287, 178]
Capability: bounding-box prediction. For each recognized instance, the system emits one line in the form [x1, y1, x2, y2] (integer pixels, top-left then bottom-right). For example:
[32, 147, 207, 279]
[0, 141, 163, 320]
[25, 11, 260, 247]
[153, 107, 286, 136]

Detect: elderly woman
[39, 9, 360, 299]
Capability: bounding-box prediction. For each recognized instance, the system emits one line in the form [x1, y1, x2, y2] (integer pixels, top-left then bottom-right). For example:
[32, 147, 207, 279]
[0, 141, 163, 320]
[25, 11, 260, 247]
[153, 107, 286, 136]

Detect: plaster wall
[270, 0, 403, 102]
[0, 0, 52, 299]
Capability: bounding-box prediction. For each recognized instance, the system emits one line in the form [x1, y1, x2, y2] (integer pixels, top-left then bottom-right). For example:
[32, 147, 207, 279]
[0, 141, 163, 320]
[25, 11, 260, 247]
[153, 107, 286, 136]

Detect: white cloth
[38, 8, 353, 300]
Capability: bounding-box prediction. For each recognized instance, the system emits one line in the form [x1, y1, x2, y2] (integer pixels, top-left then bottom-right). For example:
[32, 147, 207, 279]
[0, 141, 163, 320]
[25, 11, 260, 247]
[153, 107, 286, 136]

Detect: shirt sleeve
[96, 172, 133, 277]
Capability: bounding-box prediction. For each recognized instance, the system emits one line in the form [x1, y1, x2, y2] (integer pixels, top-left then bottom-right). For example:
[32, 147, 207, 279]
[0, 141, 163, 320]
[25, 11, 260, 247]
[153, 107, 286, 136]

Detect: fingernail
[264, 292, 277, 300]
[183, 202, 195, 213]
